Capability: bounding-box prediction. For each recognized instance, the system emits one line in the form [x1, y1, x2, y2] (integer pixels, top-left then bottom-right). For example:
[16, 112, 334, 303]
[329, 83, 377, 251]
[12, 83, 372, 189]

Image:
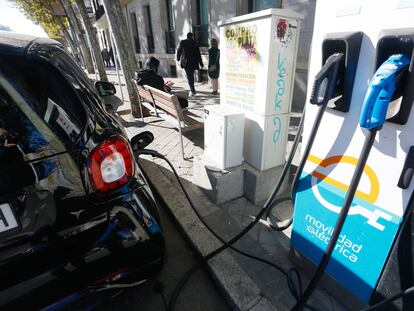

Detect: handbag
[208, 51, 219, 72]
[180, 55, 187, 69]
[179, 49, 187, 68]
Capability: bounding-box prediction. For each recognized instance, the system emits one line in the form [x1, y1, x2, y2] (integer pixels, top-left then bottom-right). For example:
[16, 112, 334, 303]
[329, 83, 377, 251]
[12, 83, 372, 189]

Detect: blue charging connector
[360, 54, 410, 129]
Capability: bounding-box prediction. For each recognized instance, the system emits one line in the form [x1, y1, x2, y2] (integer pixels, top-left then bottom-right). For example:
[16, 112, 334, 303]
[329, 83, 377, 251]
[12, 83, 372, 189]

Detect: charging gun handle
[291, 53, 344, 193]
[359, 82, 388, 130]
[310, 53, 344, 106]
[359, 54, 410, 130]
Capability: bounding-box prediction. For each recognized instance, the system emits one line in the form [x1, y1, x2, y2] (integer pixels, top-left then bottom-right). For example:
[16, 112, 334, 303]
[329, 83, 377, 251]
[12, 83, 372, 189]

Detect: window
[165, 0, 175, 54]
[0, 53, 87, 195]
[144, 5, 155, 53]
[0, 81, 66, 194]
[166, 0, 174, 31]
[130, 12, 141, 53]
[0, 54, 88, 152]
[195, 0, 209, 46]
[248, 0, 281, 12]
[102, 30, 108, 49]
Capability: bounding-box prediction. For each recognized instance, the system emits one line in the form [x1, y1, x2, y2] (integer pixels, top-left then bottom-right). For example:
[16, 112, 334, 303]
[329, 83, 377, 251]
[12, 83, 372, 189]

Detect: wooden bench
[133, 81, 203, 159]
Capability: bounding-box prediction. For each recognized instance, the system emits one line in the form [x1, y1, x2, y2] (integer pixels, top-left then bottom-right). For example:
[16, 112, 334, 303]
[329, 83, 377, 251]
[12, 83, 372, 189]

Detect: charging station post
[290, 1, 414, 309]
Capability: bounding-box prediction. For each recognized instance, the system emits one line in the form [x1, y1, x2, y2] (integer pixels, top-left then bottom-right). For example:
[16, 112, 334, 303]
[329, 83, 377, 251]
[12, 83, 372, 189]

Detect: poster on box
[223, 22, 258, 112]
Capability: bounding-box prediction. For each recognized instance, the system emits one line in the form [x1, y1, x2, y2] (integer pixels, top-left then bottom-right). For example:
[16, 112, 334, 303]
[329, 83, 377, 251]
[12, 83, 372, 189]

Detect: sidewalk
[87, 68, 219, 117]
[89, 69, 347, 310]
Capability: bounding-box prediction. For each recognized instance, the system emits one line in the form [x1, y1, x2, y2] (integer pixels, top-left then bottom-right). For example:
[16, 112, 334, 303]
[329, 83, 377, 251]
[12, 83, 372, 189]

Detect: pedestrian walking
[208, 38, 220, 95]
[109, 47, 115, 67]
[101, 48, 110, 67]
[176, 32, 204, 96]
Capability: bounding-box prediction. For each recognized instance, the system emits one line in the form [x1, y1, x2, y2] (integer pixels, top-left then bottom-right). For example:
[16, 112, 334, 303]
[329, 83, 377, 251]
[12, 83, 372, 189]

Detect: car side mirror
[130, 131, 154, 152]
[95, 81, 116, 96]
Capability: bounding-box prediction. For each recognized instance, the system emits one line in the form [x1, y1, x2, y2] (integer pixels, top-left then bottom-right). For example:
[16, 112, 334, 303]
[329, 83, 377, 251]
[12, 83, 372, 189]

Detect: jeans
[184, 68, 196, 93]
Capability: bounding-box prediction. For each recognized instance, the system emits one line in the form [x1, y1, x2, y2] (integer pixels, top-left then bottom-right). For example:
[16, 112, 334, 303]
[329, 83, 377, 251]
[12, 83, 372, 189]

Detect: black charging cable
[136, 137, 414, 311]
[292, 129, 377, 310]
[362, 286, 414, 311]
[266, 94, 328, 231]
[266, 53, 344, 232]
[135, 112, 320, 311]
[133, 53, 412, 311]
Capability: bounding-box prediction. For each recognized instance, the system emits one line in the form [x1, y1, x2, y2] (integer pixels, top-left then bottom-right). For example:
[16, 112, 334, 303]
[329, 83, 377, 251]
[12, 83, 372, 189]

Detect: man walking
[101, 48, 111, 67]
[176, 32, 204, 95]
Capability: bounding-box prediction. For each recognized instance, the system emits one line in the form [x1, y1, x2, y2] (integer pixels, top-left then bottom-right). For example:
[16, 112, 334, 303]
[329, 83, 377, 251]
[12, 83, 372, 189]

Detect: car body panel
[0, 34, 164, 309]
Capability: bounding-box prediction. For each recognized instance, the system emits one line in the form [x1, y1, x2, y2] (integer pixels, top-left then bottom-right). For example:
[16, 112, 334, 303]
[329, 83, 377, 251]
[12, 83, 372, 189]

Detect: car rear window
[0, 54, 88, 150]
[0, 54, 89, 196]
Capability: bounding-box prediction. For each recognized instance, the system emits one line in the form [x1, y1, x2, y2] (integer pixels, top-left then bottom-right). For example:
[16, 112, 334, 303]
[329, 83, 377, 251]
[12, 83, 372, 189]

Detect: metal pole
[91, 46, 99, 81]
[85, 24, 98, 81]
[110, 32, 125, 101]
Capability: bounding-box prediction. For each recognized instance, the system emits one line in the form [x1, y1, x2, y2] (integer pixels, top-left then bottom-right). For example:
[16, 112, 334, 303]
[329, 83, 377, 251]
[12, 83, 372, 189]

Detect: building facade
[92, 0, 315, 110]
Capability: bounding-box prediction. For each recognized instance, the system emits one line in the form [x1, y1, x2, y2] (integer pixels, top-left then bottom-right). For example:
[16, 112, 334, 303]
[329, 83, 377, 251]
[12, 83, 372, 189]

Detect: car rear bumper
[0, 183, 165, 309]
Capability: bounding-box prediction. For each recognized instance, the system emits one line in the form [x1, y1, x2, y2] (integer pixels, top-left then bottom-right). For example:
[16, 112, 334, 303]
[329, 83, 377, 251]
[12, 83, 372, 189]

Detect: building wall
[282, 0, 316, 112]
[95, 0, 315, 109]
[210, 0, 237, 41]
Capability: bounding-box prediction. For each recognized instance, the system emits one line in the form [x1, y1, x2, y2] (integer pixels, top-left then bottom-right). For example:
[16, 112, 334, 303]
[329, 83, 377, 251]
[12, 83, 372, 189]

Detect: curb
[140, 159, 276, 311]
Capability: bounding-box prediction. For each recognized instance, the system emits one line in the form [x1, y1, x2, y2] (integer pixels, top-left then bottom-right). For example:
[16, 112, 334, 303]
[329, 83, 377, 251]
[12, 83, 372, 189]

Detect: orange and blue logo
[307, 154, 393, 231]
[292, 154, 401, 303]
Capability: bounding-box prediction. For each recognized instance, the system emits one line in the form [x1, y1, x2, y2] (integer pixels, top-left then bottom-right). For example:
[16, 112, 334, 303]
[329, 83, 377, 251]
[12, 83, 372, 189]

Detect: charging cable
[134, 54, 411, 311]
[134, 52, 344, 311]
[136, 145, 319, 311]
[292, 54, 410, 310]
[266, 53, 344, 231]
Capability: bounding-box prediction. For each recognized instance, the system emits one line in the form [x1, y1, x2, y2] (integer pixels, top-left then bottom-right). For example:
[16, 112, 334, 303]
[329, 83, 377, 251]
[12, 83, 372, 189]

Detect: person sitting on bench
[135, 57, 188, 109]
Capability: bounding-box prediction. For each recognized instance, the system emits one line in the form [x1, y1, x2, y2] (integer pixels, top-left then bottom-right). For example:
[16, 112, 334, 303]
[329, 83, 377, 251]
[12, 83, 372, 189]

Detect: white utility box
[218, 9, 303, 171]
[204, 105, 244, 170]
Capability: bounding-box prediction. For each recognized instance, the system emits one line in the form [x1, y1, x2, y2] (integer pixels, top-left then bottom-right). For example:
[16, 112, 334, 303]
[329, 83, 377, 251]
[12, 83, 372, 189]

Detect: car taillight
[88, 136, 135, 193]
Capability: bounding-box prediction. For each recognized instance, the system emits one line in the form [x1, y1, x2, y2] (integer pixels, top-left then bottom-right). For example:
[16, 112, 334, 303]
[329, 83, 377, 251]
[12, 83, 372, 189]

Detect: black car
[0, 34, 164, 309]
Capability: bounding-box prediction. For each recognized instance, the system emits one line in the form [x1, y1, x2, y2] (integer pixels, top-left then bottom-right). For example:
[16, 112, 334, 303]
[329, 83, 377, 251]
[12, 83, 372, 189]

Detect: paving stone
[223, 197, 262, 217]
[202, 210, 245, 241]
[258, 228, 280, 246]
[209, 251, 262, 311]
[276, 287, 298, 310]
[308, 289, 335, 311]
[260, 243, 279, 260]
[249, 297, 277, 311]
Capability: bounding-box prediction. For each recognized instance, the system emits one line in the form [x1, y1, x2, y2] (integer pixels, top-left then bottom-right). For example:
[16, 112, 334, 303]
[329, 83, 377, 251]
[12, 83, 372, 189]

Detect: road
[97, 195, 232, 311]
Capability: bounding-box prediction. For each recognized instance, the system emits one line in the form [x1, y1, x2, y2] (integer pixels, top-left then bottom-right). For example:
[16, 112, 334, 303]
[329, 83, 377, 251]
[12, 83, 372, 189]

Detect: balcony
[165, 30, 176, 54]
[193, 24, 209, 47]
[95, 4, 105, 20]
[147, 34, 155, 53]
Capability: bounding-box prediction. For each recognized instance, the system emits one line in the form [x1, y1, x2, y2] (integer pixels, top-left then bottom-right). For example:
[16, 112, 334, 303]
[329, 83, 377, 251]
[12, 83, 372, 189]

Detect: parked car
[0, 33, 164, 309]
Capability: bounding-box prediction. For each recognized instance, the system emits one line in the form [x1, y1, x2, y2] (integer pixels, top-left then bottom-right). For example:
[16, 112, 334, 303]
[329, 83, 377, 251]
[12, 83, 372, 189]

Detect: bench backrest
[133, 81, 183, 120]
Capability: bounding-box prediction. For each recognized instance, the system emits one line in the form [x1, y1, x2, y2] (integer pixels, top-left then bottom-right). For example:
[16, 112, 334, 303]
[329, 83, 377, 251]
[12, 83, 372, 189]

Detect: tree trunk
[60, 0, 94, 73]
[101, 0, 149, 118]
[75, 0, 108, 82]
[53, 14, 78, 58]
